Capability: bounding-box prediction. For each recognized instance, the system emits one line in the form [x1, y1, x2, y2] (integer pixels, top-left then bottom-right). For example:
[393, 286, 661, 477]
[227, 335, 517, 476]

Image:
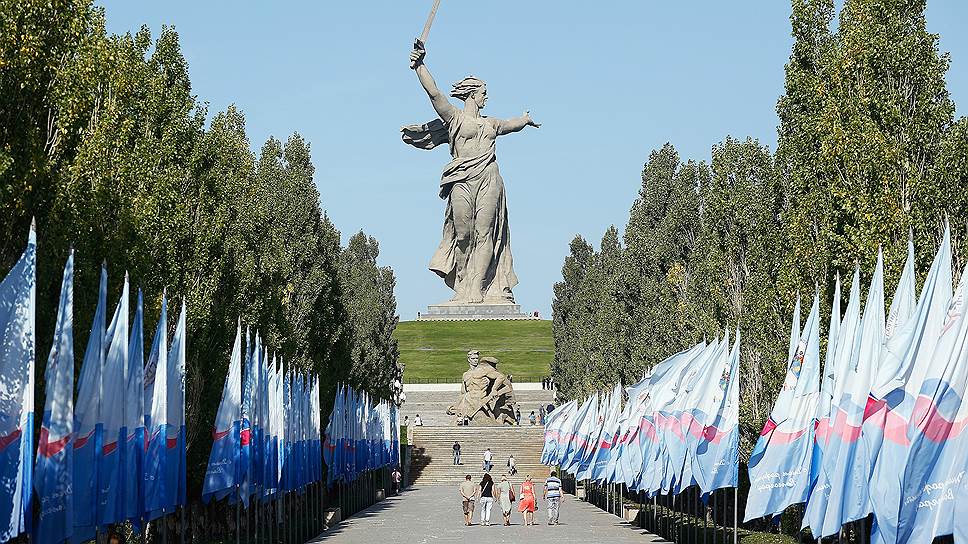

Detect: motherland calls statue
[447, 350, 517, 425]
[403, 41, 540, 305]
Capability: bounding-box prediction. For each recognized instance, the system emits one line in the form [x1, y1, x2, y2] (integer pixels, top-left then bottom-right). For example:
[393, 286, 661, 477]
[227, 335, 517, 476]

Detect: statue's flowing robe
[402, 113, 518, 302]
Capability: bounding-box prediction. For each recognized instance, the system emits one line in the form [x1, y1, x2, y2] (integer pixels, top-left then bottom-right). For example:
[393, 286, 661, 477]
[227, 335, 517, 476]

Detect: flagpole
[732, 487, 738, 544]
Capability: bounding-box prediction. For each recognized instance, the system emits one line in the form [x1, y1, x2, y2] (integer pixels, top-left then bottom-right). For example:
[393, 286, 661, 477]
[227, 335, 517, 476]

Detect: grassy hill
[394, 320, 553, 381]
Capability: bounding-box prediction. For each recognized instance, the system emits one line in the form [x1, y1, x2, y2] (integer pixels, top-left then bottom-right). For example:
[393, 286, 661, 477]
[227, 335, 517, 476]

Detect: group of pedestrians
[458, 471, 564, 527]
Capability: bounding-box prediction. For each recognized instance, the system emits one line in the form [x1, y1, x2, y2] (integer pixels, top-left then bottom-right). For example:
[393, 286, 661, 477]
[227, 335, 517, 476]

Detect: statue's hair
[451, 76, 486, 100]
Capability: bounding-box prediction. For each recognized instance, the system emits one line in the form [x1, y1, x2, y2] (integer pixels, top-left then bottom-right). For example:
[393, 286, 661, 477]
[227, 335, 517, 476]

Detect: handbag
[509, 487, 516, 502]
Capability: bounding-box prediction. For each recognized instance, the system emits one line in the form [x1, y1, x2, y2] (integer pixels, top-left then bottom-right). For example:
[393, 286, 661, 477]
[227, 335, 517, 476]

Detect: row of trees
[552, 0, 968, 458]
[0, 0, 399, 493]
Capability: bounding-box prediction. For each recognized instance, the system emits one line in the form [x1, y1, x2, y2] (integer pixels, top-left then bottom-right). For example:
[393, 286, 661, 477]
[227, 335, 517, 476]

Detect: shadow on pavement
[309, 489, 411, 542]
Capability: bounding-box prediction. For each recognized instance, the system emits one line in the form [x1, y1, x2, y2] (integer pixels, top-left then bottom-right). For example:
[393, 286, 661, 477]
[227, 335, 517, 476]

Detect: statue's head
[452, 76, 487, 109]
[467, 350, 480, 368]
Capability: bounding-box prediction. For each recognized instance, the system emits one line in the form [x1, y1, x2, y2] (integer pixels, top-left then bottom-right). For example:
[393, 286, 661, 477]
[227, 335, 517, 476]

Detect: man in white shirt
[414, 414, 423, 426]
[483, 448, 493, 472]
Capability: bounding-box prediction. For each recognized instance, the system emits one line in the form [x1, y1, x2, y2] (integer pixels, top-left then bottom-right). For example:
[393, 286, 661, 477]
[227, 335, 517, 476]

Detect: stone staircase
[408, 425, 552, 486]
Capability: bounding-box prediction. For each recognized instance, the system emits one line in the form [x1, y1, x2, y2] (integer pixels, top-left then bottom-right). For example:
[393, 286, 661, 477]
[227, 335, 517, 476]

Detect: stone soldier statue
[447, 351, 517, 425]
[478, 357, 517, 425]
[403, 40, 540, 305]
[448, 350, 491, 420]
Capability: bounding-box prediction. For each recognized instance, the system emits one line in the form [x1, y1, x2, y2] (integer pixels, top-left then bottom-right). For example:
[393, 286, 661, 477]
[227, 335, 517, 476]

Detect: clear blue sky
[98, 1, 968, 321]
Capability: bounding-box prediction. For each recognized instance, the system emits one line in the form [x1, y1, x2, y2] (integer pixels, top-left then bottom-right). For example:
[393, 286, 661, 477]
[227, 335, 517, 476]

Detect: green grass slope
[394, 320, 553, 381]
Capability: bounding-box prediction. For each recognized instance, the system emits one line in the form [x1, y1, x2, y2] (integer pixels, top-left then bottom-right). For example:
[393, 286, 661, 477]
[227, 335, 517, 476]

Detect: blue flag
[162, 302, 187, 511]
[34, 249, 73, 544]
[239, 328, 252, 506]
[73, 265, 107, 539]
[203, 321, 243, 503]
[123, 290, 145, 526]
[99, 275, 129, 525]
[0, 225, 35, 542]
[143, 293, 168, 518]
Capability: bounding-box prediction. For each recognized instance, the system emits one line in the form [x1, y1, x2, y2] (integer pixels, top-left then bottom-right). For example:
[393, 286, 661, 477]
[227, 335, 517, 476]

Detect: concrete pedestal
[417, 302, 533, 321]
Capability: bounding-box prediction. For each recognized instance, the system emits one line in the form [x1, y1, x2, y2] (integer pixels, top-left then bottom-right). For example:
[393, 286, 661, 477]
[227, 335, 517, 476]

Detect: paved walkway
[310, 486, 666, 543]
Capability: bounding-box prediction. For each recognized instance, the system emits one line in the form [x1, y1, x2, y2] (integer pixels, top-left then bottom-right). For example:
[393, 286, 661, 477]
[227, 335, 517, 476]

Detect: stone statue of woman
[402, 41, 539, 304]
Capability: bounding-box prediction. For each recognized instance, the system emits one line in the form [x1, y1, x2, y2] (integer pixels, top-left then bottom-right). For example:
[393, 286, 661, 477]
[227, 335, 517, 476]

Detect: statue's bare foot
[467, 294, 484, 303]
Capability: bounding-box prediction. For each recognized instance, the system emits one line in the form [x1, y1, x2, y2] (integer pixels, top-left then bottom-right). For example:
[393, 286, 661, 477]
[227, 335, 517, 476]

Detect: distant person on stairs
[497, 474, 515, 525]
[483, 448, 493, 472]
[507, 454, 517, 476]
[529, 411, 536, 425]
[414, 414, 423, 426]
[544, 470, 563, 525]
[453, 441, 462, 465]
[459, 475, 478, 526]
[515, 408, 522, 425]
[479, 473, 495, 526]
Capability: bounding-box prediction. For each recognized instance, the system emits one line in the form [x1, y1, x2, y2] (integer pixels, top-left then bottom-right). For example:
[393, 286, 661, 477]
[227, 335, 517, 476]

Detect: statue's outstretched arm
[410, 44, 457, 123]
[495, 110, 541, 136]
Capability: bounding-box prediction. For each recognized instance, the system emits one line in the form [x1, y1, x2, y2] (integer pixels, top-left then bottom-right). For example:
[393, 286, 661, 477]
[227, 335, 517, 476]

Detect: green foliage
[551, 0, 968, 469]
[340, 231, 401, 397]
[394, 320, 552, 380]
[0, 0, 399, 494]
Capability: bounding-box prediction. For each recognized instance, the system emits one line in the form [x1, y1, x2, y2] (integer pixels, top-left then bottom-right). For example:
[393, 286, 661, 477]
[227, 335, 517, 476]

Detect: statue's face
[468, 352, 480, 367]
[473, 87, 487, 109]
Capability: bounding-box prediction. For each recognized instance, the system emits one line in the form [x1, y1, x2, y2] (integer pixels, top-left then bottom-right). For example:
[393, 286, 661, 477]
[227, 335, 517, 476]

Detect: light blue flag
[820, 251, 884, 537]
[678, 334, 728, 493]
[746, 294, 821, 521]
[35, 249, 73, 544]
[203, 321, 243, 503]
[123, 289, 145, 526]
[585, 384, 622, 482]
[0, 224, 35, 543]
[893, 265, 968, 543]
[99, 275, 128, 526]
[696, 329, 741, 496]
[143, 293, 168, 517]
[560, 394, 596, 475]
[804, 269, 862, 536]
[867, 228, 951, 544]
[73, 264, 107, 540]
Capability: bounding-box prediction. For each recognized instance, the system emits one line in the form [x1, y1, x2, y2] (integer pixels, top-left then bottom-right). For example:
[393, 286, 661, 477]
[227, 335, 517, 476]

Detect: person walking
[507, 454, 517, 476]
[517, 475, 537, 526]
[478, 473, 495, 526]
[539, 405, 546, 425]
[453, 441, 462, 465]
[515, 408, 522, 426]
[391, 467, 403, 495]
[529, 410, 537, 425]
[497, 474, 515, 526]
[414, 414, 423, 426]
[483, 447, 493, 472]
[459, 475, 477, 526]
[543, 470, 563, 525]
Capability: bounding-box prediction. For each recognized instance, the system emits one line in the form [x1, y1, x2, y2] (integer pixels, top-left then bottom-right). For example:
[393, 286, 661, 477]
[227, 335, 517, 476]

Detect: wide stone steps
[409, 426, 552, 485]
